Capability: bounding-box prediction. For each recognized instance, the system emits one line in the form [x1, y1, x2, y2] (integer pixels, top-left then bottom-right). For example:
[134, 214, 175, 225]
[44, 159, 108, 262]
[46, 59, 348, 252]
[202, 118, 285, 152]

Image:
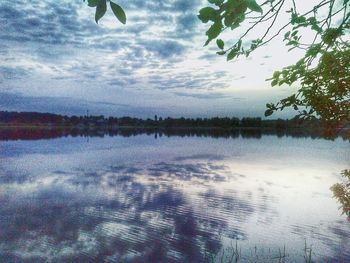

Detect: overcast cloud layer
[0, 0, 300, 117]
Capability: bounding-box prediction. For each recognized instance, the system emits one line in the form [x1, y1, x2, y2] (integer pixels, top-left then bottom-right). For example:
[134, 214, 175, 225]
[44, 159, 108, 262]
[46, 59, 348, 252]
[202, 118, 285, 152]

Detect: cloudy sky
[0, 0, 307, 118]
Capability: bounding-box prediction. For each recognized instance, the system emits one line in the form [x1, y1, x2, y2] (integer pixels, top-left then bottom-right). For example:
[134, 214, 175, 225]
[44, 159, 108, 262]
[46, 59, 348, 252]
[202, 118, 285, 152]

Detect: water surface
[0, 132, 349, 262]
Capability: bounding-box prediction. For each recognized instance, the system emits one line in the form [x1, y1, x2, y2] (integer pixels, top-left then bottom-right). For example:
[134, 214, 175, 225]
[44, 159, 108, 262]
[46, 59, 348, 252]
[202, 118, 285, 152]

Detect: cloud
[0, 66, 31, 80]
[0, 0, 291, 118]
[176, 13, 199, 32]
[173, 91, 242, 100]
[0, 92, 161, 116]
[140, 39, 186, 59]
[174, 154, 227, 161]
[0, 1, 86, 46]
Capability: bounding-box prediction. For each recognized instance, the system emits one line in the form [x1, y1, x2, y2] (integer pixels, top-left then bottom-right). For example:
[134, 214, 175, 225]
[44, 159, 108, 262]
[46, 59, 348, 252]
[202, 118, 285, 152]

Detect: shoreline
[0, 124, 321, 130]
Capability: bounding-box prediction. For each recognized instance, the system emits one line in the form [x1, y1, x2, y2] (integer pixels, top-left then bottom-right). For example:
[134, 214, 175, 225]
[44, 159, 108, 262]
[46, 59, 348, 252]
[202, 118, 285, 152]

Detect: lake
[0, 131, 349, 262]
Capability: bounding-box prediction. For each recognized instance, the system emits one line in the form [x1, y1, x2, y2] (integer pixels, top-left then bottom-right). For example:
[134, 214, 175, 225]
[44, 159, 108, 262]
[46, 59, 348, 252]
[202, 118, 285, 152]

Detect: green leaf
[237, 39, 242, 49]
[88, 0, 99, 7]
[227, 48, 237, 61]
[311, 24, 322, 33]
[271, 79, 278, 86]
[110, 1, 126, 24]
[216, 39, 224, 49]
[205, 22, 222, 45]
[247, 0, 263, 13]
[217, 50, 226, 55]
[224, 15, 235, 27]
[198, 7, 217, 23]
[230, 22, 240, 30]
[272, 71, 280, 79]
[264, 109, 274, 117]
[236, 13, 246, 23]
[322, 28, 343, 45]
[284, 31, 290, 39]
[208, 0, 224, 6]
[95, 0, 107, 24]
[291, 30, 298, 37]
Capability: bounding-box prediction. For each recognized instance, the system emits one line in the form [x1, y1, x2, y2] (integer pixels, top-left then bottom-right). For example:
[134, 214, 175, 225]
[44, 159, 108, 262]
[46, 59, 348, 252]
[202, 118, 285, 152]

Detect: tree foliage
[331, 169, 350, 219]
[198, 0, 350, 124]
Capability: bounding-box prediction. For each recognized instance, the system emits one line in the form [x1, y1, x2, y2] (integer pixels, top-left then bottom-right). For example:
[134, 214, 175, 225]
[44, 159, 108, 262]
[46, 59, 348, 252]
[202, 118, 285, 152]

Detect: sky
[0, 0, 315, 118]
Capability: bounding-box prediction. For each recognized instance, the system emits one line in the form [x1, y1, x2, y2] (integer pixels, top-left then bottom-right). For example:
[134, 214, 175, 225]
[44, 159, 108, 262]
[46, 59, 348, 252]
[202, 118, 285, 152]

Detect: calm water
[0, 132, 349, 262]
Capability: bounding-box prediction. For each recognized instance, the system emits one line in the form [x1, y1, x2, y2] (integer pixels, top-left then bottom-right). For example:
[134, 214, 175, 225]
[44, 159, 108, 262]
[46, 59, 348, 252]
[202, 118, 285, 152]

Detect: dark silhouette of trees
[0, 111, 332, 131]
[240, 117, 262, 128]
[1, 111, 348, 140]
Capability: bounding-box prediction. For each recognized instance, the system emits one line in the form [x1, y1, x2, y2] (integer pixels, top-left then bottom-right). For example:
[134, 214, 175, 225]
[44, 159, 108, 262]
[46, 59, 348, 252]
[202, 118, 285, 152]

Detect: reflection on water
[331, 170, 350, 219]
[1, 126, 349, 141]
[0, 134, 349, 262]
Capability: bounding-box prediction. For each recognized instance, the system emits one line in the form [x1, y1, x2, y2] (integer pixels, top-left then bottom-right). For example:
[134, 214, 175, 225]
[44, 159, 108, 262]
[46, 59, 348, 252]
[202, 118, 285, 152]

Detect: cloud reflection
[0, 156, 258, 262]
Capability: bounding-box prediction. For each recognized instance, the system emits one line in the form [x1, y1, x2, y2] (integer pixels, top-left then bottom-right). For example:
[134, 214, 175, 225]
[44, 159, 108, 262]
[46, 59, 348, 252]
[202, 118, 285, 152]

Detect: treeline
[0, 127, 345, 141]
[0, 111, 322, 129]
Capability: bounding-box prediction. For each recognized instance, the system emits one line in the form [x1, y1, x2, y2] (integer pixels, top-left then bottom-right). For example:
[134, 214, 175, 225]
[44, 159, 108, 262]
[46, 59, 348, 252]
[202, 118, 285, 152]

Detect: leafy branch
[84, 0, 126, 24]
[199, 0, 350, 125]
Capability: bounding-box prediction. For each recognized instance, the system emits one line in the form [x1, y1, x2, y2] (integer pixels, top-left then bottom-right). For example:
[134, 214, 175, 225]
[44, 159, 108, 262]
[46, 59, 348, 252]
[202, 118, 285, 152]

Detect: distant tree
[241, 117, 262, 127]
